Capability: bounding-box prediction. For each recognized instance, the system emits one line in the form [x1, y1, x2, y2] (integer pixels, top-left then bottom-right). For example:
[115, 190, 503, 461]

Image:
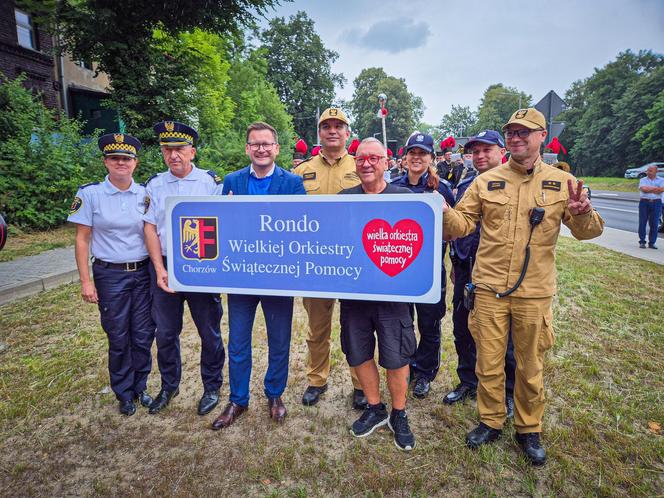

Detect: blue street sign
[166, 194, 443, 303]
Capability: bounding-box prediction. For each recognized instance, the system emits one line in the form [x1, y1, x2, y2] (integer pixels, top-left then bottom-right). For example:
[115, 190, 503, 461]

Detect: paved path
[0, 247, 82, 306]
[1, 221, 662, 307]
[560, 225, 664, 265]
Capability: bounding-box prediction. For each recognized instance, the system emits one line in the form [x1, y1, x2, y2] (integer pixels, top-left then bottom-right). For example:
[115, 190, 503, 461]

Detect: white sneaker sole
[387, 419, 415, 451]
[350, 418, 387, 438]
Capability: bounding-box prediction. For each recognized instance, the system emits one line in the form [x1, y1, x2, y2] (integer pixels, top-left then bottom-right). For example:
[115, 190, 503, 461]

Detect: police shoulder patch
[542, 180, 561, 191]
[207, 170, 223, 185]
[487, 180, 506, 191]
[144, 195, 151, 214]
[303, 172, 316, 181]
[142, 173, 159, 187]
[70, 196, 83, 214]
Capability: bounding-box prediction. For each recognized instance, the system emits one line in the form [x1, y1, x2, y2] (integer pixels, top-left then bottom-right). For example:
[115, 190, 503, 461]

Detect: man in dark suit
[212, 122, 306, 430]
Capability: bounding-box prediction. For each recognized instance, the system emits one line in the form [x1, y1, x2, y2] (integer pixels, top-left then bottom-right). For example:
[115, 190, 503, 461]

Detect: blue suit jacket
[222, 165, 306, 196]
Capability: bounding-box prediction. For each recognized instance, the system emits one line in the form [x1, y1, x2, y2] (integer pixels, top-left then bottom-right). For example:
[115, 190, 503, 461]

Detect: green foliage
[0, 75, 100, 229]
[149, 29, 235, 143]
[18, 0, 278, 138]
[439, 105, 477, 137]
[468, 84, 531, 136]
[129, 43, 295, 181]
[560, 50, 664, 176]
[635, 89, 664, 158]
[259, 11, 344, 147]
[350, 67, 424, 148]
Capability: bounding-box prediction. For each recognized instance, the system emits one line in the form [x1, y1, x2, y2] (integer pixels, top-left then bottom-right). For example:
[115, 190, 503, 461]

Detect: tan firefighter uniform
[443, 156, 604, 432]
[293, 150, 362, 388]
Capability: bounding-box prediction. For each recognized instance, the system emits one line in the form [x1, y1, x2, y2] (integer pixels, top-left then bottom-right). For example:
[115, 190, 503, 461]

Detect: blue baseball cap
[405, 133, 434, 153]
[464, 130, 505, 153]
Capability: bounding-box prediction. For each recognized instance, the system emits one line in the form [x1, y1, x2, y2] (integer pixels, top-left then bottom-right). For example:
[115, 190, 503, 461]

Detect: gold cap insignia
[329, 109, 338, 116]
[114, 133, 124, 143]
[165, 121, 175, 132]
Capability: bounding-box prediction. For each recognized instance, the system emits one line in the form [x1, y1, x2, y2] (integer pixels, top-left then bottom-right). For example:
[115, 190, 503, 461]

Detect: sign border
[165, 194, 443, 303]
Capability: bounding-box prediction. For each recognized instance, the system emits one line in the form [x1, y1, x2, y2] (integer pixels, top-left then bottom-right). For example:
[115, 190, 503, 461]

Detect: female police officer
[391, 133, 455, 398]
[68, 133, 155, 416]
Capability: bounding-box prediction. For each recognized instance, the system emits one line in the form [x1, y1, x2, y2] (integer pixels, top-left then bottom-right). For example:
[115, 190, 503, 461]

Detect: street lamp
[377, 93, 388, 149]
[496, 91, 523, 109]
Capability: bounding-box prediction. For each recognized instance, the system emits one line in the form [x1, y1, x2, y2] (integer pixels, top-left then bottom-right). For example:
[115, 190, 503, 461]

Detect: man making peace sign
[441, 108, 604, 465]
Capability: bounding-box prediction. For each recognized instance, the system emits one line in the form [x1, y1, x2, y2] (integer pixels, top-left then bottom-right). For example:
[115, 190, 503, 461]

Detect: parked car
[624, 162, 664, 179]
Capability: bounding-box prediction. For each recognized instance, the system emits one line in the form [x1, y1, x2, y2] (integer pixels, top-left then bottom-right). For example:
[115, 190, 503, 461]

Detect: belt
[640, 198, 662, 203]
[93, 258, 150, 272]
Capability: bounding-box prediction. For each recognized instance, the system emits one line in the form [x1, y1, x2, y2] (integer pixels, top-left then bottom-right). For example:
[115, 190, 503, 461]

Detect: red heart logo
[362, 219, 423, 277]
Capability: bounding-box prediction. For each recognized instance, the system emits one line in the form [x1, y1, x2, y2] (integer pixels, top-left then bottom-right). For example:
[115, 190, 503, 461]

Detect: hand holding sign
[362, 219, 423, 277]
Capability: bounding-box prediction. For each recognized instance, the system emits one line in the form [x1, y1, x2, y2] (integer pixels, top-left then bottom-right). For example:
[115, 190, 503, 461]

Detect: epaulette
[141, 173, 159, 187]
[440, 178, 453, 190]
[458, 171, 478, 186]
[207, 170, 223, 185]
[78, 181, 100, 189]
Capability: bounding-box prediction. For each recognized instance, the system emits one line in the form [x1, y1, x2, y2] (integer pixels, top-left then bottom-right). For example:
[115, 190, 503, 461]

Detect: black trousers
[94, 264, 155, 401]
[452, 259, 516, 396]
[410, 267, 446, 381]
[149, 261, 225, 392]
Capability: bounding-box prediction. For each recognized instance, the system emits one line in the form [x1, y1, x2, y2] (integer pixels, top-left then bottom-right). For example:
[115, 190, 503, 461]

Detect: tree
[635, 89, 664, 160]
[561, 50, 664, 175]
[440, 105, 477, 137]
[259, 11, 345, 146]
[608, 64, 664, 170]
[202, 47, 295, 172]
[19, 0, 279, 137]
[349, 67, 424, 148]
[469, 84, 531, 135]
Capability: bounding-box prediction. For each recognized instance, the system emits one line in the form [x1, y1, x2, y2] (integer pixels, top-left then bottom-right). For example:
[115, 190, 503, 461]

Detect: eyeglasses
[354, 155, 384, 166]
[247, 142, 277, 151]
[505, 128, 544, 139]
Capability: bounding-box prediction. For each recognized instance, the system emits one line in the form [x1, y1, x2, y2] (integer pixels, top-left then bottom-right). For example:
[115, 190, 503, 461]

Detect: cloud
[344, 19, 431, 54]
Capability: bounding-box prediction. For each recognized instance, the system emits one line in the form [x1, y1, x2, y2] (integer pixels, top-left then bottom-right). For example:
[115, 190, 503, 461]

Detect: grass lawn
[0, 225, 76, 262]
[582, 177, 640, 192]
[0, 237, 662, 496]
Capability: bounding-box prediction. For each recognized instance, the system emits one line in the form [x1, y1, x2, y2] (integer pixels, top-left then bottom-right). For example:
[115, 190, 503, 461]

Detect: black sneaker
[639, 242, 646, 248]
[388, 410, 415, 451]
[350, 403, 388, 437]
[443, 383, 476, 405]
[515, 432, 546, 466]
[466, 422, 502, 449]
[412, 377, 431, 399]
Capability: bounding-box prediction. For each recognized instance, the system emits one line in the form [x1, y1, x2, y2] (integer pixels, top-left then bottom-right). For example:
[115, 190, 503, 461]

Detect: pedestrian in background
[638, 164, 664, 249]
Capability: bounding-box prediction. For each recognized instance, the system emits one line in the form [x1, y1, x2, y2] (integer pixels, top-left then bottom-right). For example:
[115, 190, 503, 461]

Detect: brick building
[0, 0, 58, 109]
[0, 0, 118, 133]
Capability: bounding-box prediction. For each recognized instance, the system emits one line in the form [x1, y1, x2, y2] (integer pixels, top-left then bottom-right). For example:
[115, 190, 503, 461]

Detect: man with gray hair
[338, 137, 417, 451]
[638, 164, 664, 249]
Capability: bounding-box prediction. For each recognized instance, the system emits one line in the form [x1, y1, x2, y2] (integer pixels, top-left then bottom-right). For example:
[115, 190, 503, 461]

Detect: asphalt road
[590, 191, 640, 233]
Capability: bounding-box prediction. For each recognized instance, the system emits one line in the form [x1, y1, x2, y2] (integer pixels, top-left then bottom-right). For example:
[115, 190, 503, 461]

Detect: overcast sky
[257, 0, 664, 124]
